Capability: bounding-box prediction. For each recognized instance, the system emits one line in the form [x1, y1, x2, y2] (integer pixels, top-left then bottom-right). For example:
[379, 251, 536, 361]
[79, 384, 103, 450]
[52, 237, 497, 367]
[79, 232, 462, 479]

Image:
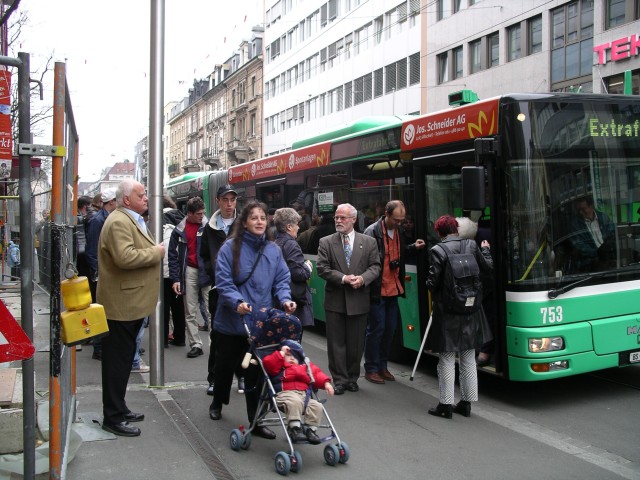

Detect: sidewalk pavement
[1, 285, 229, 480]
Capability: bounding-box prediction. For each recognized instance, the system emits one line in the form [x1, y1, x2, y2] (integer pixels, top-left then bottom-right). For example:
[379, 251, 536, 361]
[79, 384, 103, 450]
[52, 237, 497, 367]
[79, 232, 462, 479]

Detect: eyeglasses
[334, 216, 354, 221]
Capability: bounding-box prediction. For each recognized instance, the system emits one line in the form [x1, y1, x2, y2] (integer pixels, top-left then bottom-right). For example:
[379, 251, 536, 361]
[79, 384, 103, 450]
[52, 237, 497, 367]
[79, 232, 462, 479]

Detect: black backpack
[437, 240, 483, 315]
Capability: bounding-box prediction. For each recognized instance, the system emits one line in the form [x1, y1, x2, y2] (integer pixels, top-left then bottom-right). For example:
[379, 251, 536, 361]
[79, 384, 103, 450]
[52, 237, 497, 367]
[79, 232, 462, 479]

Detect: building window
[409, 52, 420, 85]
[363, 73, 372, 101]
[453, 46, 463, 79]
[374, 16, 383, 45]
[345, 81, 353, 108]
[437, 0, 451, 21]
[354, 77, 364, 105]
[488, 33, 499, 67]
[250, 114, 256, 136]
[438, 52, 449, 84]
[507, 24, 521, 61]
[551, 0, 593, 88]
[374, 68, 384, 97]
[396, 58, 407, 90]
[528, 15, 542, 54]
[386, 62, 397, 93]
[469, 39, 481, 73]
[606, 0, 626, 28]
[453, 0, 462, 14]
[251, 76, 256, 97]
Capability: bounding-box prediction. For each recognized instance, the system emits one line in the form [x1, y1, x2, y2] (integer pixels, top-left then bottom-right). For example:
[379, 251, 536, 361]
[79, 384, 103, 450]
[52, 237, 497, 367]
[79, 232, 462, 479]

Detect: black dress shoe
[253, 425, 276, 439]
[206, 384, 214, 396]
[334, 384, 345, 395]
[124, 412, 145, 422]
[102, 421, 141, 437]
[428, 403, 453, 419]
[187, 347, 203, 358]
[453, 400, 471, 417]
[345, 382, 359, 392]
[209, 404, 222, 420]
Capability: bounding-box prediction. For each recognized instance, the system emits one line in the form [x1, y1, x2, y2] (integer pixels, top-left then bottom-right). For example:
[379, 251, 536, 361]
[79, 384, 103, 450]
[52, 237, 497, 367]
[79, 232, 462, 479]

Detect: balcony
[226, 138, 249, 162]
[201, 147, 221, 168]
[182, 159, 201, 173]
[168, 163, 180, 176]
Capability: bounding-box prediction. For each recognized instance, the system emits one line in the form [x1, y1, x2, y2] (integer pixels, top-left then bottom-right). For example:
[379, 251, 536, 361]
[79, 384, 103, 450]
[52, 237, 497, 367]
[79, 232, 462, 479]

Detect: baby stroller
[229, 307, 350, 476]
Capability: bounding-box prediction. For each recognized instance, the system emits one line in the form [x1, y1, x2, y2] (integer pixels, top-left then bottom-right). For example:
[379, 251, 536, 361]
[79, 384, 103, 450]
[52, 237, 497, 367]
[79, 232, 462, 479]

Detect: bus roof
[292, 116, 409, 149]
[165, 171, 209, 187]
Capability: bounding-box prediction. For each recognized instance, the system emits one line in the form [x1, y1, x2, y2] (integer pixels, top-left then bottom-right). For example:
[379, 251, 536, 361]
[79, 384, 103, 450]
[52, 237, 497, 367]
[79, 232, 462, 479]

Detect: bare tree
[5, 8, 54, 177]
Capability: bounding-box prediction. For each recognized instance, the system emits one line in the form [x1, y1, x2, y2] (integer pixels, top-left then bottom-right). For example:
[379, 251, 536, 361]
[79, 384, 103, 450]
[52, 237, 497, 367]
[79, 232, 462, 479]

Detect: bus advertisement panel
[401, 98, 499, 150]
[227, 142, 331, 184]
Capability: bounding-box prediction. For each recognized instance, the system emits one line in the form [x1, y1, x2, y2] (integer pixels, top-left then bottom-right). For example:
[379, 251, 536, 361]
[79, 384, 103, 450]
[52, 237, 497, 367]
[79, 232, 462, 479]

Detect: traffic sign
[0, 299, 35, 363]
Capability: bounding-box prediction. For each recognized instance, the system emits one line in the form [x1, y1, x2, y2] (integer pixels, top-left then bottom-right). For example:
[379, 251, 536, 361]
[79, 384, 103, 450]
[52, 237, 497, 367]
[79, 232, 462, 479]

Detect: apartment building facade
[167, 27, 264, 178]
[262, 0, 423, 156]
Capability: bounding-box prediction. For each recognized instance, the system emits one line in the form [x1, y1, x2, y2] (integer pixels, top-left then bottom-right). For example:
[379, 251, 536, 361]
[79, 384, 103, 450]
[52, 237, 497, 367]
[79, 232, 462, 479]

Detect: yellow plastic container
[60, 276, 92, 311]
[60, 304, 108, 346]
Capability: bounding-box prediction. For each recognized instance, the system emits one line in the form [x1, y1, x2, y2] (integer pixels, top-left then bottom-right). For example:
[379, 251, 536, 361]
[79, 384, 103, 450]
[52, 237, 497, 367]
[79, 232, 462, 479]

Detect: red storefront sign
[401, 98, 499, 151]
[593, 35, 640, 65]
[228, 142, 330, 184]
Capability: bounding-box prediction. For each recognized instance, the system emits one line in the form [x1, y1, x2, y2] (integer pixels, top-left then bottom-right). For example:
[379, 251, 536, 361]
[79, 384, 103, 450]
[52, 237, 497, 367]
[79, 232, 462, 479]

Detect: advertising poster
[0, 69, 12, 179]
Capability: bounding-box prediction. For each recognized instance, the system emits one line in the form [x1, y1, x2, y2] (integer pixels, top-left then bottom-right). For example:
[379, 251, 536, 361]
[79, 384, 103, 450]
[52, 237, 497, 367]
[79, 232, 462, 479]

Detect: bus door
[413, 150, 501, 374]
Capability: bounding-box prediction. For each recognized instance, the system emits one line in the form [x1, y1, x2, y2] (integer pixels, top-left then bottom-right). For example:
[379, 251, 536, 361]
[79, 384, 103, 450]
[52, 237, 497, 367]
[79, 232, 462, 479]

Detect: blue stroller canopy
[248, 308, 302, 348]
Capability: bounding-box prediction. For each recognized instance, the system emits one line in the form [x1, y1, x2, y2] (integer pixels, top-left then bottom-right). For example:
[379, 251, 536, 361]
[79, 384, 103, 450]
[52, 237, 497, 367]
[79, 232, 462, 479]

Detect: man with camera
[363, 200, 425, 384]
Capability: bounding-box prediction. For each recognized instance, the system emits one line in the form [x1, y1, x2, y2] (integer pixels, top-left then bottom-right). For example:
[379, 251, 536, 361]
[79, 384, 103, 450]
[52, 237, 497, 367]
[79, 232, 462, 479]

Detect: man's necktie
[343, 234, 352, 268]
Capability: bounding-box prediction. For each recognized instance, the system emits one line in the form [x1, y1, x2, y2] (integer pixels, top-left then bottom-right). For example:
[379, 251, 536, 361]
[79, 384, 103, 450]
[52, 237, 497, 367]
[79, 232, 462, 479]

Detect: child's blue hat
[281, 339, 305, 363]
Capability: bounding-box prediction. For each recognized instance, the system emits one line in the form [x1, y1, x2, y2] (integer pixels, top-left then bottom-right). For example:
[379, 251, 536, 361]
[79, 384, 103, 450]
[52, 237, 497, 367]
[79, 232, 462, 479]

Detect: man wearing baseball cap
[85, 187, 118, 360]
[201, 184, 244, 399]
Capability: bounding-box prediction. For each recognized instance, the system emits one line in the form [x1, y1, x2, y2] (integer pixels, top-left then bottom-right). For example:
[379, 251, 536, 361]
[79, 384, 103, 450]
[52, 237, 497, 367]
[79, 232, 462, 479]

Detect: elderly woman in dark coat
[273, 208, 314, 331]
[426, 214, 493, 419]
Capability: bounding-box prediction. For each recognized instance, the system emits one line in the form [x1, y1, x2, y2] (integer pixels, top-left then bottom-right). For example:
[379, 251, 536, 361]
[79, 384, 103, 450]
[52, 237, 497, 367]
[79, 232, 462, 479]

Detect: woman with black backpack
[426, 215, 493, 419]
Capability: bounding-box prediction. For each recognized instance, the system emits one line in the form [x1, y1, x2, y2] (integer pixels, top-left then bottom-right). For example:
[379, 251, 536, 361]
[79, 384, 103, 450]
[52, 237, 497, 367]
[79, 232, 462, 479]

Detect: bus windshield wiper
[548, 273, 605, 299]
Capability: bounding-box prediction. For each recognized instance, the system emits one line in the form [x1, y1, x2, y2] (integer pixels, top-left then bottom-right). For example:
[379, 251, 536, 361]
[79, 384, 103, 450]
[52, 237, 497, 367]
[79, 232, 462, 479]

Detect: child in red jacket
[262, 339, 334, 444]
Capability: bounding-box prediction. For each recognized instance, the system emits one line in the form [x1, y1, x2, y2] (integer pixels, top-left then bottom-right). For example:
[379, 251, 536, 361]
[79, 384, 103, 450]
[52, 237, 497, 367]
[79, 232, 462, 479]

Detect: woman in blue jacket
[208, 201, 296, 440]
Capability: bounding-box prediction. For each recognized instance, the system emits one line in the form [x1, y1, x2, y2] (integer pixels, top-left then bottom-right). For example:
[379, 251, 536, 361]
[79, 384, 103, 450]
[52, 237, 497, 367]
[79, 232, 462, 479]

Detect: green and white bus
[218, 93, 639, 381]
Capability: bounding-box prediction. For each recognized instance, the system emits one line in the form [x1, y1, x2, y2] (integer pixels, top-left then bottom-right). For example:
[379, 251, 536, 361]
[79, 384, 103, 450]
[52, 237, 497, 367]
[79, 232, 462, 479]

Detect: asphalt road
[28, 294, 637, 480]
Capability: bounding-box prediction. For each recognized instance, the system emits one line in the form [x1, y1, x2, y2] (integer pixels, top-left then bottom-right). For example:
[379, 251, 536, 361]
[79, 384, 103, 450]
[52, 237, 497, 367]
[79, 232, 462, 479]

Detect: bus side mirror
[462, 166, 485, 211]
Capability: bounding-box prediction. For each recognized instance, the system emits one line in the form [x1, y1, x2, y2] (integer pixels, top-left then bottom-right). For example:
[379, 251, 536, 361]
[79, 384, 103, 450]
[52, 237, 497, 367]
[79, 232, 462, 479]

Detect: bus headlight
[529, 337, 564, 353]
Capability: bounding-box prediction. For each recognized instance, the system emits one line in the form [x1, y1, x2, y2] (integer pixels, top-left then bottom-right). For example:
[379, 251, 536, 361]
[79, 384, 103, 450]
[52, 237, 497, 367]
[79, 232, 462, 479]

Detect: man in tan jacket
[97, 179, 164, 437]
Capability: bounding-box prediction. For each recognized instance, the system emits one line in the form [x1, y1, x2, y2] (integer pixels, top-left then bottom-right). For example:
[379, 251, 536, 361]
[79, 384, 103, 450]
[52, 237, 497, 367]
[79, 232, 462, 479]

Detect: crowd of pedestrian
[47, 178, 502, 438]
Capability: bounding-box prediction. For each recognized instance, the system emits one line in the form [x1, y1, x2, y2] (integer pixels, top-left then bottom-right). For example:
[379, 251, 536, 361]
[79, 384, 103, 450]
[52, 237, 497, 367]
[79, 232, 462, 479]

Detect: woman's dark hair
[230, 200, 269, 276]
[433, 214, 458, 238]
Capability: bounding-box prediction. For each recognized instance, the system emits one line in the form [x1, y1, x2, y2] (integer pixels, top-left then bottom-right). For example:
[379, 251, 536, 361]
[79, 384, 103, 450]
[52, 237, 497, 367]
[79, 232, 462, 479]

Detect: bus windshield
[505, 98, 640, 289]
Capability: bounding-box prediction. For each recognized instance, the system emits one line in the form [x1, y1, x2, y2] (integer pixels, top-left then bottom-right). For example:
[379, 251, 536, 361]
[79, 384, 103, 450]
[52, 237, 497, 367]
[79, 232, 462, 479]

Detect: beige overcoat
[96, 208, 162, 321]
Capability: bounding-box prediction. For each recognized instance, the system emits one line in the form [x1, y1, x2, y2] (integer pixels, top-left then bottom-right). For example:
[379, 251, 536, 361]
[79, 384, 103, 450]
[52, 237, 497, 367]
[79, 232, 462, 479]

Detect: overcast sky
[17, 0, 263, 182]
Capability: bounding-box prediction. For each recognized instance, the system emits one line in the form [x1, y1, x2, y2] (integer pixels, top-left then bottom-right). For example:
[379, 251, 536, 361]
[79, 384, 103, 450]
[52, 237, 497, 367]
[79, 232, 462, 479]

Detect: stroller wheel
[323, 444, 340, 466]
[274, 451, 291, 476]
[229, 429, 243, 451]
[338, 441, 350, 464]
[290, 451, 303, 473]
[241, 432, 252, 450]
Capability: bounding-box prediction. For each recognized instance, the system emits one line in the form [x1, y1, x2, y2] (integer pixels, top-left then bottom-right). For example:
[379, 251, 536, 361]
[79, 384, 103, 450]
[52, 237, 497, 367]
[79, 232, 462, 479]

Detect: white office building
[427, 0, 640, 113]
[262, 0, 640, 155]
[263, 0, 423, 156]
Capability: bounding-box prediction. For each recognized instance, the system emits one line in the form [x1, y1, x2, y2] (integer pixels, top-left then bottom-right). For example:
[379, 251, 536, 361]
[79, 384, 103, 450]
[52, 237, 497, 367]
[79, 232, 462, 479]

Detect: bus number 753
[541, 306, 563, 324]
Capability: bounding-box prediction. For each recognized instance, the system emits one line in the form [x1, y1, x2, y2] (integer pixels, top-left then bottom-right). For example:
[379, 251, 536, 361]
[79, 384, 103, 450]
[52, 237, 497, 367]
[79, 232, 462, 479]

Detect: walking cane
[410, 314, 432, 381]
